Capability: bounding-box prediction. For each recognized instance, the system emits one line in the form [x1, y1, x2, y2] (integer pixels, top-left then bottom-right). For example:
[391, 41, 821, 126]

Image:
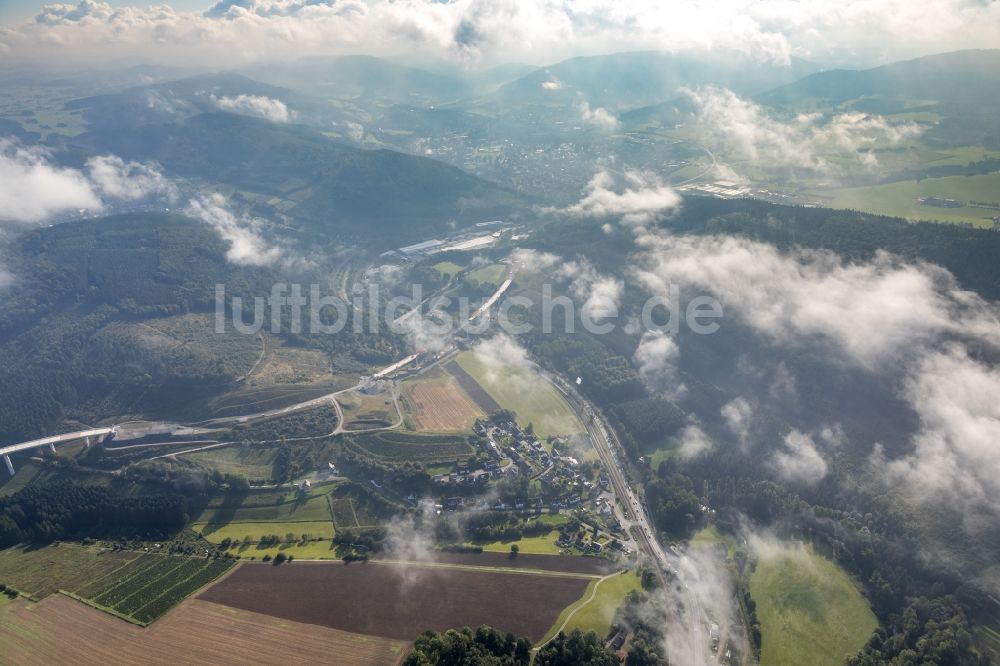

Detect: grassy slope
[183, 447, 277, 481]
[563, 570, 642, 635]
[192, 486, 337, 546]
[750, 542, 877, 666]
[455, 351, 583, 439]
[540, 569, 642, 644]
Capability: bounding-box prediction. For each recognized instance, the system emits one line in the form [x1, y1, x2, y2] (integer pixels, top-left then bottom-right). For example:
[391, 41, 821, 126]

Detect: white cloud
[343, 121, 365, 142]
[633, 329, 680, 386]
[185, 193, 283, 266]
[558, 258, 622, 321]
[721, 397, 753, 445]
[86, 155, 177, 201]
[0, 266, 14, 290]
[510, 248, 560, 273]
[8, 0, 1000, 69]
[0, 138, 102, 223]
[631, 233, 1000, 368]
[209, 93, 294, 123]
[472, 333, 532, 374]
[676, 424, 712, 459]
[0, 139, 181, 225]
[558, 170, 681, 228]
[621, 202, 1000, 530]
[885, 347, 1000, 532]
[771, 429, 827, 484]
[578, 101, 619, 132]
[660, 545, 737, 666]
[684, 86, 922, 176]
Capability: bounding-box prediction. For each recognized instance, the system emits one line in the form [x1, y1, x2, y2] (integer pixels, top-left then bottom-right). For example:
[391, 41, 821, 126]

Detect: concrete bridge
[1, 427, 115, 475]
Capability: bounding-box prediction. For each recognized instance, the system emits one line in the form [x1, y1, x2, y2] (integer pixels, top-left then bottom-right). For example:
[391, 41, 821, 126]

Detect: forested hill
[539, 196, 1000, 301]
[1, 212, 279, 336]
[62, 112, 529, 242]
[759, 49, 1000, 109]
[0, 213, 282, 443]
[758, 49, 1000, 149]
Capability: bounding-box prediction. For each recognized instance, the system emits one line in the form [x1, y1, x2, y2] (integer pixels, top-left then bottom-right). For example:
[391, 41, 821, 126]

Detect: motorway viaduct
[1, 427, 115, 476]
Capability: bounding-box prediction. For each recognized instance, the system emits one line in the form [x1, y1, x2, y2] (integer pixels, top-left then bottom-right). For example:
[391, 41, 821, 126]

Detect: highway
[0, 427, 114, 458]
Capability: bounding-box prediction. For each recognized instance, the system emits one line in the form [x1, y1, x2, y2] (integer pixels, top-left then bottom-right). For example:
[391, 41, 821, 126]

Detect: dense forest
[0, 211, 406, 444]
[0, 483, 188, 547]
[520, 200, 1000, 664]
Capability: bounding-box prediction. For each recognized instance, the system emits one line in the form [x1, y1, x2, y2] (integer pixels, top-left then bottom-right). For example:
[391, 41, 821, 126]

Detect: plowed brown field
[0, 594, 408, 665]
[200, 559, 592, 642]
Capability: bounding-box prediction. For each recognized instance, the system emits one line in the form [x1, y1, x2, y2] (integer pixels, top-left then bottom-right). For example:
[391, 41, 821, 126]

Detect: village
[428, 412, 632, 558]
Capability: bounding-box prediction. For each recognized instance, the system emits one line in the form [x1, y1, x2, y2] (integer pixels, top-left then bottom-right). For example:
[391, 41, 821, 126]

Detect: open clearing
[432, 260, 464, 277]
[453, 351, 584, 438]
[338, 388, 398, 430]
[402, 368, 485, 432]
[200, 559, 592, 642]
[750, 542, 877, 666]
[826, 172, 1000, 227]
[0, 594, 407, 665]
[466, 263, 507, 286]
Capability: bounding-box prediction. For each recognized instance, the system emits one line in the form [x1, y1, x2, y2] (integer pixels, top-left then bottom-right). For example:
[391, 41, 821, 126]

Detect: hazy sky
[1, 0, 999, 69]
[0, 0, 205, 21]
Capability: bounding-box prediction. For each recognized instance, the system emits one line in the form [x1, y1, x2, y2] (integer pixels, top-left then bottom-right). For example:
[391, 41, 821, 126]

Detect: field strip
[70, 553, 145, 596]
[362, 558, 605, 579]
[349, 499, 361, 527]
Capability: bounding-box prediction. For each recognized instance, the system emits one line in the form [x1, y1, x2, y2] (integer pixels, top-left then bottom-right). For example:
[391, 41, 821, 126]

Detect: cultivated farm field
[0, 544, 234, 625]
[200, 559, 594, 642]
[346, 430, 474, 463]
[402, 368, 485, 432]
[0, 594, 408, 665]
[0, 543, 138, 599]
[82, 554, 234, 624]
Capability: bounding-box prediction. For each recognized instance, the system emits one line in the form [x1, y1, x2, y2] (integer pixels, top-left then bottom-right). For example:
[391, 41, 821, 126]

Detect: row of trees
[404, 626, 617, 666]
